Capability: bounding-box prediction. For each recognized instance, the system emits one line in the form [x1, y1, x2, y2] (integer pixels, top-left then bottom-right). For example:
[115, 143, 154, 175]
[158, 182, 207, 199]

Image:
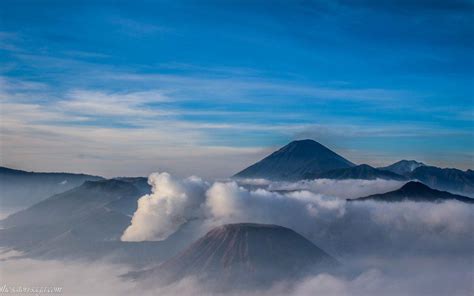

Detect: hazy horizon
[1, 137, 473, 179]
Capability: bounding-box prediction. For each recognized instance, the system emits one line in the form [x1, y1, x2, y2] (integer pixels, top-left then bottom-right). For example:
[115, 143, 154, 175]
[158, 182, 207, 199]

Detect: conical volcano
[234, 139, 354, 180]
[133, 223, 339, 288]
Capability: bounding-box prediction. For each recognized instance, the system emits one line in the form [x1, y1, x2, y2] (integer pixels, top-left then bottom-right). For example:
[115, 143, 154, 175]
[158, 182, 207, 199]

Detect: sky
[0, 0, 473, 178]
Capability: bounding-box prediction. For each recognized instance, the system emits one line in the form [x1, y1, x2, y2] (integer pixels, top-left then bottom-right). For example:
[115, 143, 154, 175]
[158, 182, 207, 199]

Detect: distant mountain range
[2, 178, 143, 228]
[409, 166, 474, 196]
[1, 144, 472, 282]
[234, 139, 355, 180]
[233, 139, 474, 196]
[305, 164, 407, 181]
[0, 166, 103, 208]
[131, 223, 339, 289]
[351, 181, 474, 203]
[0, 178, 190, 266]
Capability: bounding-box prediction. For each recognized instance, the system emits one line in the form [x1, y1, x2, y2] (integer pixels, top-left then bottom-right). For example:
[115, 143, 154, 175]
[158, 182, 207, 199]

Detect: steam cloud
[121, 172, 472, 257]
[116, 172, 473, 294]
[121, 172, 208, 241]
[121, 172, 348, 242]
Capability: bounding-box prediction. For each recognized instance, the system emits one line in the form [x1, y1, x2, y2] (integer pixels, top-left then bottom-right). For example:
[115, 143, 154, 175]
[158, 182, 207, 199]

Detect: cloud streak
[59, 89, 172, 117]
[1, 73, 473, 177]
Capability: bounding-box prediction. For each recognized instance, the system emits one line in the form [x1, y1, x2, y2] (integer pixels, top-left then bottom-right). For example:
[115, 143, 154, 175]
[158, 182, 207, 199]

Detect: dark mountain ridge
[234, 139, 355, 180]
[409, 165, 474, 196]
[233, 141, 473, 196]
[305, 164, 407, 181]
[351, 181, 474, 203]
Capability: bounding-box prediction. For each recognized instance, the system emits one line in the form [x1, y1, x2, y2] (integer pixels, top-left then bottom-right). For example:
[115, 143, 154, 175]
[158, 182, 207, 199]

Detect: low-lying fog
[1, 172, 473, 295]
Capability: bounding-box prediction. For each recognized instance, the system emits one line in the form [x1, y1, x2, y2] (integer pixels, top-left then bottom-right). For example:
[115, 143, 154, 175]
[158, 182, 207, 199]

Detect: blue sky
[0, 0, 473, 178]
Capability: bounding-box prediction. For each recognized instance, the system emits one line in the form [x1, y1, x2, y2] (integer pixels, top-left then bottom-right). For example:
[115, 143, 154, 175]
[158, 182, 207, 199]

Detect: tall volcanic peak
[133, 223, 339, 289]
[352, 181, 474, 203]
[234, 139, 355, 180]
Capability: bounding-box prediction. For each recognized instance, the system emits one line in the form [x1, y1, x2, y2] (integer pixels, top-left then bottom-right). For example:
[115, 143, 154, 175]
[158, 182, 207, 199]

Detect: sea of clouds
[121, 173, 472, 256]
[1, 249, 472, 296]
[121, 173, 405, 242]
[1, 172, 473, 295]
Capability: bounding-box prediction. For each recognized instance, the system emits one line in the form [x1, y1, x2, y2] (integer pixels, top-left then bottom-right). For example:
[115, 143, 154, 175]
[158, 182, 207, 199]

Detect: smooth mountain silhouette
[0, 178, 191, 266]
[234, 139, 354, 180]
[132, 223, 339, 289]
[409, 166, 474, 196]
[2, 178, 144, 228]
[305, 164, 407, 180]
[233, 143, 473, 194]
[0, 166, 103, 208]
[378, 160, 425, 176]
[351, 181, 474, 203]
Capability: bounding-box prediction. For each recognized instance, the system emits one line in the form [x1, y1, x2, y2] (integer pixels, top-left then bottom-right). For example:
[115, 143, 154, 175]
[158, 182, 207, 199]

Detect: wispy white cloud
[0, 31, 22, 52]
[108, 72, 412, 103]
[0, 95, 266, 178]
[61, 50, 111, 59]
[110, 16, 167, 35]
[0, 76, 49, 100]
[1, 74, 472, 176]
[59, 89, 172, 117]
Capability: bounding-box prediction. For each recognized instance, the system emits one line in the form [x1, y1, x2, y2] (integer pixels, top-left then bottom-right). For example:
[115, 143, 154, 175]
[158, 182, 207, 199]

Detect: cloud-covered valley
[1, 250, 471, 296]
[1, 172, 473, 295]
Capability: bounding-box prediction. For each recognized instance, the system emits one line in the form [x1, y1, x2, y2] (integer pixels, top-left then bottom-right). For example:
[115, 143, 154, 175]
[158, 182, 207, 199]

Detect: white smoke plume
[121, 172, 348, 242]
[121, 172, 208, 241]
